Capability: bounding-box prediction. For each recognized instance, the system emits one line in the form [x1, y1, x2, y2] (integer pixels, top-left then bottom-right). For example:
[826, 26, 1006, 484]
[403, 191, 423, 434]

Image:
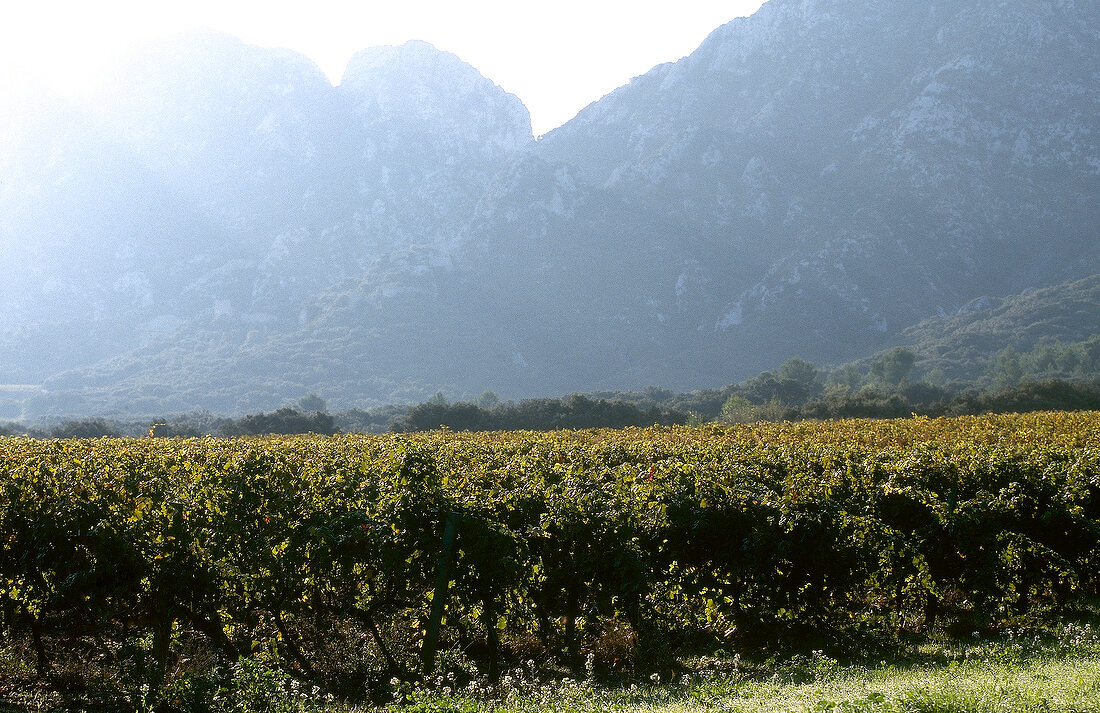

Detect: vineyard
[1, 413, 1099, 708]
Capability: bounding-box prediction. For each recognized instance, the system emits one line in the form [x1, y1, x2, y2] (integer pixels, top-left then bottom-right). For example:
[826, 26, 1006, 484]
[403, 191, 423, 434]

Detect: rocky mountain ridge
[1, 0, 1097, 418]
[0, 33, 529, 392]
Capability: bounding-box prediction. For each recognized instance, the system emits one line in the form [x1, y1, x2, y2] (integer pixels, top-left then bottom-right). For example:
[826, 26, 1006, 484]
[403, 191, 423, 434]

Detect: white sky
[0, 0, 766, 136]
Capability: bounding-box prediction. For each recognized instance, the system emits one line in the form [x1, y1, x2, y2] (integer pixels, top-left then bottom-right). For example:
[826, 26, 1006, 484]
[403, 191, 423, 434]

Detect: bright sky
[0, 0, 766, 136]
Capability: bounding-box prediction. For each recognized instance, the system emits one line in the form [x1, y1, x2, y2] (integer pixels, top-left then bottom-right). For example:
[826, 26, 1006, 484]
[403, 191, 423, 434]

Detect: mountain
[529, 0, 1099, 372]
[894, 274, 1100, 381]
[0, 34, 533, 416]
[1, 0, 1098, 419]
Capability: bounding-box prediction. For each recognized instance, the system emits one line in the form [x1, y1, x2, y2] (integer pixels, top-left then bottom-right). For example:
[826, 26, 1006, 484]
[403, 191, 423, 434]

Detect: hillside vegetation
[884, 274, 1100, 384]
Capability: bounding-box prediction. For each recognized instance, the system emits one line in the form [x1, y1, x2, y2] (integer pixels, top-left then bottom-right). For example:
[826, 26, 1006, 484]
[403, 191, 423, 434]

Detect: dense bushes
[797, 379, 1100, 421]
[945, 379, 1100, 415]
[215, 407, 338, 436]
[1, 414, 1098, 705]
[394, 393, 689, 432]
[798, 389, 913, 420]
[48, 418, 120, 438]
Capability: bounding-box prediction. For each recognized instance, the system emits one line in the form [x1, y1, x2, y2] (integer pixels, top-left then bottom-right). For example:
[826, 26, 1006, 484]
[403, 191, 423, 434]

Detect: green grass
[3, 623, 1099, 712]
[346, 624, 1100, 713]
[365, 656, 1100, 713]
[533, 657, 1100, 712]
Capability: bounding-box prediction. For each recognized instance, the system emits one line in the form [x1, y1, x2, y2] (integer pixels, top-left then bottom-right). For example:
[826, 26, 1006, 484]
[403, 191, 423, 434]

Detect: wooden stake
[421, 511, 458, 676]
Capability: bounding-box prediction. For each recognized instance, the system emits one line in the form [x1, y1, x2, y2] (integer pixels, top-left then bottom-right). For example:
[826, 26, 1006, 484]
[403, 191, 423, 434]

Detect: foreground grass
[3, 625, 1098, 712]
[367, 627, 1100, 713]
[456, 657, 1100, 713]
[6, 638, 1100, 708]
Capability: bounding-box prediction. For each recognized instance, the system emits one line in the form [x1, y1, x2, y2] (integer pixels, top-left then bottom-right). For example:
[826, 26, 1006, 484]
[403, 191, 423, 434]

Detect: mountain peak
[341, 40, 533, 154]
[341, 39, 456, 77]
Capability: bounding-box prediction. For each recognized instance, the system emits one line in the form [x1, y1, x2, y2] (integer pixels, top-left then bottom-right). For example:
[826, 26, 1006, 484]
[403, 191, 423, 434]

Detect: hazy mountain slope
[0, 34, 532, 410]
[4, 0, 1100, 417]
[0, 96, 229, 383]
[897, 274, 1100, 380]
[87, 32, 532, 305]
[529, 0, 1099, 373]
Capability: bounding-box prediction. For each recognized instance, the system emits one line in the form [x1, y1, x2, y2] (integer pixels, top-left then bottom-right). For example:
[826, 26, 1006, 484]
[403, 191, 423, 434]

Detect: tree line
[4, 346, 1100, 437]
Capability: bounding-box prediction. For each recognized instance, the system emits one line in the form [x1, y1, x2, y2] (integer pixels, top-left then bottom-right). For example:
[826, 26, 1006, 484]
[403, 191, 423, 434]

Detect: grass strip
[372, 653, 1100, 713]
